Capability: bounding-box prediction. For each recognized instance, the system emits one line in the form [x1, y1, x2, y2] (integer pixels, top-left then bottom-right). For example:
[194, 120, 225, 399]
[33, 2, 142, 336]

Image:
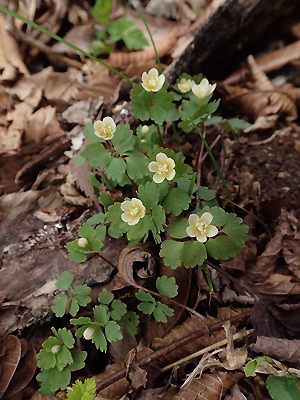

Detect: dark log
[169, 0, 300, 82]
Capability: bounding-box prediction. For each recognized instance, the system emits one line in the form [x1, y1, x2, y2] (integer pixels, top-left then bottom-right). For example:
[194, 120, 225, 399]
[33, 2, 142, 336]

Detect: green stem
[0, 5, 133, 85]
[189, 119, 234, 212]
[128, 0, 162, 74]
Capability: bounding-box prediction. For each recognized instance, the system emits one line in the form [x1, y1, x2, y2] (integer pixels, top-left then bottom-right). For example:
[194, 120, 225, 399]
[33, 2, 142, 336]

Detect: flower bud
[51, 345, 61, 354]
[78, 238, 88, 248]
[141, 125, 149, 135]
[83, 327, 95, 340]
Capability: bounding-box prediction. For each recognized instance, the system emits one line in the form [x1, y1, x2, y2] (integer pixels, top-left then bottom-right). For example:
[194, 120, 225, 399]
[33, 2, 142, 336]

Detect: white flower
[141, 125, 149, 134]
[121, 198, 146, 226]
[94, 117, 116, 140]
[148, 152, 175, 183]
[51, 345, 61, 354]
[178, 78, 192, 93]
[83, 327, 95, 340]
[186, 212, 218, 243]
[141, 68, 165, 92]
[191, 78, 216, 100]
[78, 238, 88, 248]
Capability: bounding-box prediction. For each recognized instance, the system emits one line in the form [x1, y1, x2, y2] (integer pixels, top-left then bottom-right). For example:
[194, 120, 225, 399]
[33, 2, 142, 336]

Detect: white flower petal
[186, 225, 197, 237]
[148, 161, 158, 172]
[188, 214, 199, 225]
[196, 234, 207, 243]
[156, 152, 168, 163]
[120, 200, 132, 211]
[153, 173, 165, 183]
[207, 225, 218, 237]
[148, 68, 158, 78]
[167, 169, 176, 180]
[201, 212, 213, 225]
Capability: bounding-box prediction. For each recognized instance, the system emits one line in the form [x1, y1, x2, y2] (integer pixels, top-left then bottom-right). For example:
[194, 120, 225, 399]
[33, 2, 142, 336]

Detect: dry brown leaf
[249, 337, 300, 365]
[0, 335, 21, 398]
[0, 14, 29, 81]
[224, 383, 247, 400]
[95, 363, 130, 400]
[24, 105, 66, 144]
[174, 371, 243, 400]
[59, 172, 92, 207]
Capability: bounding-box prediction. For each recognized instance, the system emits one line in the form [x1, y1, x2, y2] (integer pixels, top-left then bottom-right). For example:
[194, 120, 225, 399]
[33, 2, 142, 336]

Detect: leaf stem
[189, 119, 234, 212]
[0, 5, 134, 85]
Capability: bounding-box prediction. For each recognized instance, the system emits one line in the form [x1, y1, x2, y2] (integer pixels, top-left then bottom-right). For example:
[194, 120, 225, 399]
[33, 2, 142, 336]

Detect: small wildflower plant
[37, 69, 251, 395]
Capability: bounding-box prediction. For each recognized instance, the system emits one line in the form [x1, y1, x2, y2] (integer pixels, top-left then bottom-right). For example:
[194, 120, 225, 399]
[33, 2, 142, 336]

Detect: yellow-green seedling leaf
[94, 305, 109, 325]
[156, 276, 178, 298]
[162, 187, 191, 216]
[130, 83, 151, 121]
[98, 288, 114, 305]
[126, 152, 149, 182]
[197, 186, 217, 201]
[105, 157, 126, 183]
[266, 375, 300, 400]
[111, 124, 136, 154]
[105, 320, 123, 342]
[51, 294, 69, 317]
[206, 236, 242, 260]
[223, 213, 248, 245]
[80, 143, 112, 168]
[123, 28, 149, 50]
[87, 212, 105, 225]
[167, 218, 189, 239]
[160, 240, 184, 269]
[180, 241, 207, 268]
[111, 299, 127, 321]
[67, 378, 96, 400]
[153, 302, 174, 323]
[56, 271, 74, 290]
[120, 311, 139, 336]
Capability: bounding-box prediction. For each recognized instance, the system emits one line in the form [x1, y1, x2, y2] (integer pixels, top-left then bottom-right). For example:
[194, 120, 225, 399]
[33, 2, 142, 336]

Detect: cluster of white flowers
[177, 77, 216, 99]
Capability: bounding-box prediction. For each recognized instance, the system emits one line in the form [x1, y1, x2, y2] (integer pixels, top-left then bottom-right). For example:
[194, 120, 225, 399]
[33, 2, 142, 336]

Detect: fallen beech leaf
[0, 335, 21, 398]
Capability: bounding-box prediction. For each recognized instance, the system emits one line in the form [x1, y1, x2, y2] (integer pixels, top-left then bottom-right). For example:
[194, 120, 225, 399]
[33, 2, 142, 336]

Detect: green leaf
[162, 187, 191, 216]
[167, 218, 189, 239]
[151, 204, 165, 240]
[83, 123, 102, 143]
[121, 311, 139, 335]
[244, 357, 267, 377]
[69, 298, 80, 317]
[65, 241, 87, 263]
[94, 305, 109, 325]
[111, 124, 136, 154]
[92, 0, 112, 24]
[130, 83, 151, 121]
[135, 289, 155, 303]
[149, 88, 177, 125]
[219, 118, 251, 133]
[126, 214, 149, 241]
[223, 213, 248, 245]
[56, 346, 73, 370]
[79, 143, 111, 168]
[73, 284, 91, 297]
[153, 302, 174, 322]
[37, 367, 71, 394]
[126, 152, 149, 182]
[123, 28, 148, 50]
[51, 294, 68, 317]
[78, 223, 97, 242]
[98, 288, 114, 305]
[111, 299, 127, 320]
[156, 276, 178, 298]
[136, 181, 159, 211]
[180, 241, 207, 268]
[99, 192, 113, 211]
[266, 375, 300, 400]
[197, 206, 227, 226]
[92, 326, 107, 351]
[206, 236, 242, 260]
[67, 378, 96, 400]
[107, 17, 135, 42]
[68, 350, 87, 371]
[56, 271, 74, 290]
[105, 157, 126, 182]
[95, 224, 106, 241]
[37, 348, 56, 370]
[160, 240, 184, 269]
[105, 320, 123, 342]
[87, 213, 105, 225]
[137, 301, 156, 315]
[57, 328, 75, 348]
[71, 316, 91, 326]
[105, 202, 124, 228]
[197, 186, 216, 201]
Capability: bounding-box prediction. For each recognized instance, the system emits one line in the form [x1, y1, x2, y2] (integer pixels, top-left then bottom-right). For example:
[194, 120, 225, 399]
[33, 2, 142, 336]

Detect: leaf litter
[0, 0, 300, 399]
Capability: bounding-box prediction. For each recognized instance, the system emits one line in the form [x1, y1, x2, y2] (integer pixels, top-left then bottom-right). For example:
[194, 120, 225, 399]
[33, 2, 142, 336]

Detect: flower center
[195, 220, 209, 235]
[146, 77, 158, 90]
[128, 204, 142, 218]
[100, 125, 113, 138]
[157, 161, 169, 176]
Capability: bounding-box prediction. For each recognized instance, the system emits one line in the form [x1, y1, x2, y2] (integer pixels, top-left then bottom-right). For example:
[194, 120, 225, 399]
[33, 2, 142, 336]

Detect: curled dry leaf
[249, 336, 300, 365]
[0, 335, 21, 398]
